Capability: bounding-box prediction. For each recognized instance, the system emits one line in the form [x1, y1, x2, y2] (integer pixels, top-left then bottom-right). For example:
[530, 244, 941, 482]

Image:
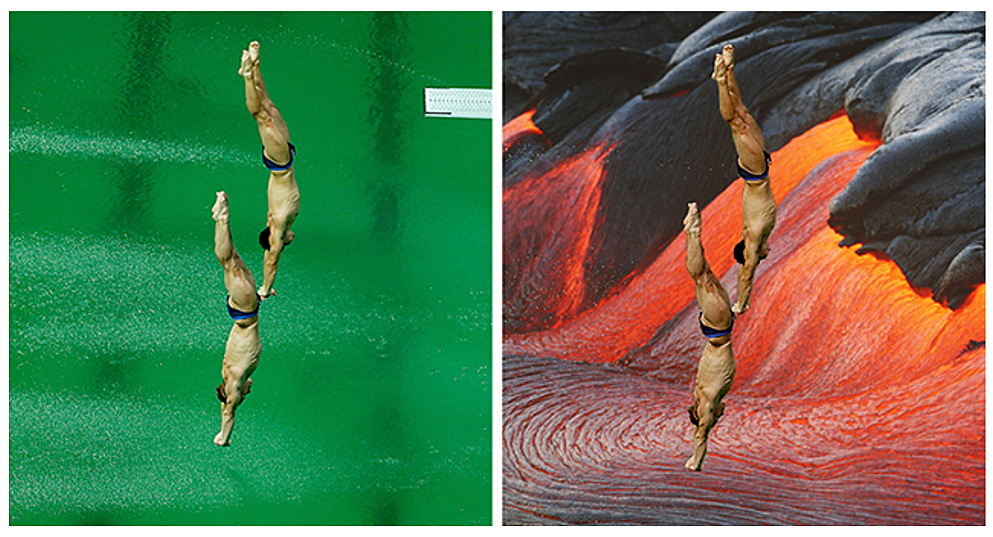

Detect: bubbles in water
[9, 125, 253, 167]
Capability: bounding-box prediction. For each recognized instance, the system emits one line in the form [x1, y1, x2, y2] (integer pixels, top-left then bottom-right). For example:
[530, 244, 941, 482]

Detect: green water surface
[9, 11, 492, 525]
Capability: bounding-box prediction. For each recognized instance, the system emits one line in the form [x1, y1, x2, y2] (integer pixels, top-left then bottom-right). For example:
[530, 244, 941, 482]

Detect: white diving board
[424, 88, 492, 119]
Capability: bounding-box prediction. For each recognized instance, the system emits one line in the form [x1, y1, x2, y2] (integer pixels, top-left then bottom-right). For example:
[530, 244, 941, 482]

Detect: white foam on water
[9, 124, 253, 167]
[9, 232, 220, 360]
[7, 389, 330, 518]
[315, 37, 446, 85]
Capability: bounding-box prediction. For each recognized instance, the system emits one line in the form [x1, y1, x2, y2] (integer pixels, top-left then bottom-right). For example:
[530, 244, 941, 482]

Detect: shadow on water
[367, 12, 409, 246]
[97, 350, 143, 397]
[78, 509, 116, 526]
[365, 12, 410, 525]
[110, 12, 172, 232]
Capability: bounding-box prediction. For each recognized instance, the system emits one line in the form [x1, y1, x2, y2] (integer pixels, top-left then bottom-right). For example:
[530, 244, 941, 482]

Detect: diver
[240, 40, 300, 300]
[712, 43, 776, 314]
[682, 202, 735, 471]
[211, 191, 261, 447]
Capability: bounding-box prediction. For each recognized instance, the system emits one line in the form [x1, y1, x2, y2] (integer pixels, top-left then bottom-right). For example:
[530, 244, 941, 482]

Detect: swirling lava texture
[503, 115, 985, 525]
[502, 12, 985, 525]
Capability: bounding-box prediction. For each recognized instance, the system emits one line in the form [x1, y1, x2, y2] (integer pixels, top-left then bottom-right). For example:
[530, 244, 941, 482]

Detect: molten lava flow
[502, 113, 986, 524]
[503, 138, 615, 332]
[502, 109, 549, 151]
[638, 134, 985, 394]
[505, 114, 880, 362]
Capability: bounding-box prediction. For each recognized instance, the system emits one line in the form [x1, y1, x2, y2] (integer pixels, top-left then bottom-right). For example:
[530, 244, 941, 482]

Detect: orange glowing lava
[502, 109, 986, 525]
[505, 115, 889, 362]
[503, 140, 614, 331]
[503, 109, 549, 151]
[734, 224, 985, 396]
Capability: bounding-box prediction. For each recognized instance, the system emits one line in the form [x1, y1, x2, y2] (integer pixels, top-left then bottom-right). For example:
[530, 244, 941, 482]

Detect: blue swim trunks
[699, 312, 734, 339]
[227, 294, 260, 320]
[737, 150, 771, 182]
[263, 142, 296, 171]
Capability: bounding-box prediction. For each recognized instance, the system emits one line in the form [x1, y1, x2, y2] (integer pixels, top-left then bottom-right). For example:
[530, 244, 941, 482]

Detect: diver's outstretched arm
[258, 225, 285, 299]
[734, 240, 761, 314]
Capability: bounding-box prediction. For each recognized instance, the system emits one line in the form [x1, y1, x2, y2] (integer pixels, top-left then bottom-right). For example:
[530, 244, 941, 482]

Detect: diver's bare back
[241, 40, 300, 299]
[212, 191, 262, 447]
[222, 321, 260, 399]
[687, 340, 734, 470]
[268, 170, 300, 234]
[741, 179, 776, 249]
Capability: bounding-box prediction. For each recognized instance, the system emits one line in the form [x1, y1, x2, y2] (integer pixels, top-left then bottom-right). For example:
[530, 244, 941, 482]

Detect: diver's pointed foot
[722, 43, 735, 71]
[212, 191, 229, 223]
[683, 202, 702, 236]
[731, 301, 747, 315]
[248, 41, 260, 62]
[711, 52, 727, 83]
[238, 49, 252, 77]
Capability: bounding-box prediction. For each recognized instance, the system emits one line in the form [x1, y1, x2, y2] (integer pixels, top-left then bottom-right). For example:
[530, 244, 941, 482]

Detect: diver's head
[733, 240, 745, 265]
[733, 239, 771, 264]
[259, 227, 271, 251]
[259, 227, 294, 250]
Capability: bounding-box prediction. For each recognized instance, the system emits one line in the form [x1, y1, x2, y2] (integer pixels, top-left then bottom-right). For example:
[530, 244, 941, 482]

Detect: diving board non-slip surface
[424, 88, 492, 119]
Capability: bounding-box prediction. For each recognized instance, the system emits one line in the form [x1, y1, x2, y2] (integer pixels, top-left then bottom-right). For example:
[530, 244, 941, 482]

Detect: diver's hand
[258, 286, 276, 300]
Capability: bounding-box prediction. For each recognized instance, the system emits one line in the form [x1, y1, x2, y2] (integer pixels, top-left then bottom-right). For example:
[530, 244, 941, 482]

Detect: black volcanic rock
[827, 11, 986, 307]
[503, 11, 717, 121]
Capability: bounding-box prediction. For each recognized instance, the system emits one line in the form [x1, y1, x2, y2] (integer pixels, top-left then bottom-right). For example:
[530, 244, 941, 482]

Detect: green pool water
[8, 11, 492, 525]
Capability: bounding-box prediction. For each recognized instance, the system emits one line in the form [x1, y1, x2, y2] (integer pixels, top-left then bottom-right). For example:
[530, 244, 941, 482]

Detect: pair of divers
[683, 44, 776, 470]
[211, 41, 300, 446]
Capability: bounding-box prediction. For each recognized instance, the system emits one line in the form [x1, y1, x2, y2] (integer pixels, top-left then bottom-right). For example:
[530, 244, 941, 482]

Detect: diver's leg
[685, 203, 733, 322]
[213, 191, 235, 266]
[212, 192, 258, 311]
[684, 202, 707, 282]
[713, 44, 767, 176]
[722, 45, 764, 143]
[240, 41, 292, 165]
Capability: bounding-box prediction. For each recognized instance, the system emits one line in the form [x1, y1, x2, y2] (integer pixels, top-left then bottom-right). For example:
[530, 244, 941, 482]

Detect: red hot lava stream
[502, 113, 985, 524]
[503, 125, 616, 331]
[502, 109, 547, 151]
